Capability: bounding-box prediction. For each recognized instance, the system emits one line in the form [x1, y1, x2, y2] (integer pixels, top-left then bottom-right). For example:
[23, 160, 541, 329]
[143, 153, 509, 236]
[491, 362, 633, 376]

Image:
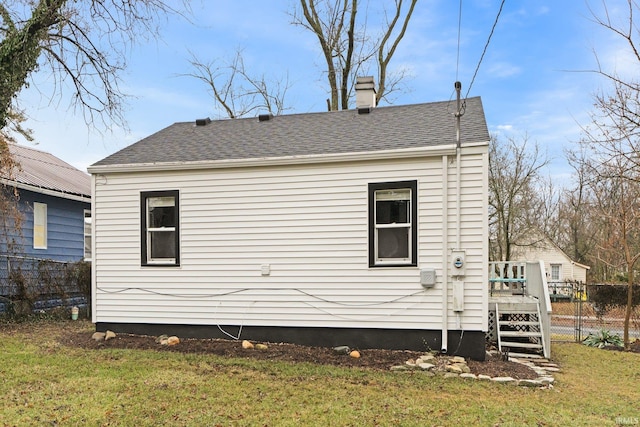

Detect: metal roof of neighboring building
[5, 143, 91, 200]
[90, 97, 489, 169]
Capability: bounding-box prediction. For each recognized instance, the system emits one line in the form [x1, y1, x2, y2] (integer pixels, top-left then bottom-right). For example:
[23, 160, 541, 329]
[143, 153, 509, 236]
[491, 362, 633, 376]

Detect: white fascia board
[87, 144, 469, 174]
[0, 179, 91, 203]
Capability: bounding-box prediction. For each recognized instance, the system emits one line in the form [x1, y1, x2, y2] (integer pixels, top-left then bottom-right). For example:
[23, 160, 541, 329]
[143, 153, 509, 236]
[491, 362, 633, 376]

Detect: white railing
[525, 261, 552, 358]
[489, 261, 527, 296]
[489, 260, 552, 358]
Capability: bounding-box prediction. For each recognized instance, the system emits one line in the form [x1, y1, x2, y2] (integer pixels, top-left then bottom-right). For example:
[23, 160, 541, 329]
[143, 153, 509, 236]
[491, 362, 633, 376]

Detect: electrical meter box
[451, 250, 466, 277]
[420, 268, 436, 288]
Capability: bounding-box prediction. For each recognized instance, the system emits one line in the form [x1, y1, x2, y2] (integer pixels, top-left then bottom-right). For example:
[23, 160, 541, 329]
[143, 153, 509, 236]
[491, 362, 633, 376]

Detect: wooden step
[499, 320, 539, 327]
[507, 352, 544, 359]
[499, 341, 543, 349]
[499, 330, 542, 338]
[498, 309, 538, 315]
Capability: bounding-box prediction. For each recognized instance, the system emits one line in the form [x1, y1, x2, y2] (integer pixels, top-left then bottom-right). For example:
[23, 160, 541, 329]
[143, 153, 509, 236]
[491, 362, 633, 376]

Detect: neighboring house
[88, 78, 491, 359]
[1, 143, 91, 262]
[513, 235, 590, 295]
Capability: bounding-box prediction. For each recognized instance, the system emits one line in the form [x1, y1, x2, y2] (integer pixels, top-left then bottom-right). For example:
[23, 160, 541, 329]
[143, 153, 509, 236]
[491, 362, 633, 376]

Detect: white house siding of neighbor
[88, 78, 491, 360]
[513, 234, 590, 284]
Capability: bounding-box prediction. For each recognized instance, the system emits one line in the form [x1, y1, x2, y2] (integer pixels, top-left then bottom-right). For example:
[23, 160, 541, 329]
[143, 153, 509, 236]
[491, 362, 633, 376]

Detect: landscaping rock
[477, 374, 492, 381]
[460, 373, 477, 380]
[418, 363, 435, 371]
[446, 364, 463, 374]
[155, 334, 168, 344]
[538, 377, 555, 385]
[416, 354, 435, 364]
[105, 330, 116, 341]
[91, 332, 106, 342]
[450, 356, 466, 364]
[167, 336, 180, 346]
[333, 345, 350, 354]
[349, 350, 361, 359]
[255, 343, 268, 350]
[242, 340, 254, 349]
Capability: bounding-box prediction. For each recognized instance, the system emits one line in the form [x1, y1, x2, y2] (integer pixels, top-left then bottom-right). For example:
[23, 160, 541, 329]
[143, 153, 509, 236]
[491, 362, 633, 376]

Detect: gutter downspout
[442, 155, 449, 353]
[90, 173, 97, 323]
[454, 81, 463, 331]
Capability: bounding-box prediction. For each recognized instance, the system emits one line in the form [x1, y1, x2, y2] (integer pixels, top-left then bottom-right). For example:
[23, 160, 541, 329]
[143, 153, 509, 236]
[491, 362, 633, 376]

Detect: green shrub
[587, 284, 639, 315]
[582, 329, 624, 348]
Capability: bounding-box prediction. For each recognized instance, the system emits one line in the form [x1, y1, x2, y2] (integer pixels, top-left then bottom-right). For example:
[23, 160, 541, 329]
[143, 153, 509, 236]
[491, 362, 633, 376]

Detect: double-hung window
[550, 264, 561, 281]
[141, 190, 180, 266]
[368, 181, 417, 267]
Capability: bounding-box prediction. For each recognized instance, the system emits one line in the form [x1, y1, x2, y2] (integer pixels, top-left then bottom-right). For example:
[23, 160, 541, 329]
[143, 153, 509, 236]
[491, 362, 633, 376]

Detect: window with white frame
[33, 202, 47, 249]
[550, 264, 561, 281]
[141, 190, 180, 266]
[368, 181, 417, 267]
[84, 210, 92, 261]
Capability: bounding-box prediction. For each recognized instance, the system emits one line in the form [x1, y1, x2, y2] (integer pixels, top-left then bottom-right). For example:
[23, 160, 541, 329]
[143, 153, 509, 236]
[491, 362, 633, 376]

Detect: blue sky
[15, 1, 635, 182]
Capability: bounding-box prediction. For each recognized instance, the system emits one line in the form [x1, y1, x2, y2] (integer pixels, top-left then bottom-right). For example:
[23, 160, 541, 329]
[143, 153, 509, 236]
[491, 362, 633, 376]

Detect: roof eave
[1, 179, 91, 203]
[88, 142, 488, 174]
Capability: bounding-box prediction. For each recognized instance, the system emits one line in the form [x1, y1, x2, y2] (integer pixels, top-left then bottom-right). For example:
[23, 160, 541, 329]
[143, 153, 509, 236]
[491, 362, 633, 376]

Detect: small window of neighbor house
[141, 190, 180, 266]
[84, 210, 92, 261]
[551, 264, 561, 281]
[368, 181, 417, 267]
[33, 202, 47, 249]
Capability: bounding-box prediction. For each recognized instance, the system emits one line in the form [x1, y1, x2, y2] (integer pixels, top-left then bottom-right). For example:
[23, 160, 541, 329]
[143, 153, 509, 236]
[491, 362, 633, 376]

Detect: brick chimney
[355, 76, 377, 110]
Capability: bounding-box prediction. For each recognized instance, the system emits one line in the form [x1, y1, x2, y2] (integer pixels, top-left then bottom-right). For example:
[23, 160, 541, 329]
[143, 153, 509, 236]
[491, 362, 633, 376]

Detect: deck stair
[495, 301, 546, 359]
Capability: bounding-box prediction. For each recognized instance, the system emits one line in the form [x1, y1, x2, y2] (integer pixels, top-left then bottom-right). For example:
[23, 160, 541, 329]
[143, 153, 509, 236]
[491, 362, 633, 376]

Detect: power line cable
[464, 0, 506, 101]
[456, 0, 463, 82]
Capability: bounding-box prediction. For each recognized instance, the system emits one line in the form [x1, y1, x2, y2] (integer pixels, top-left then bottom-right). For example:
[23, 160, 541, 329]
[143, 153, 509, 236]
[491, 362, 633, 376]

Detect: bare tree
[185, 50, 292, 119]
[0, 0, 186, 135]
[559, 151, 598, 269]
[574, 79, 640, 349]
[292, 0, 417, 110]
[0, 0, 186, 260]
[488, 134, 550, 261]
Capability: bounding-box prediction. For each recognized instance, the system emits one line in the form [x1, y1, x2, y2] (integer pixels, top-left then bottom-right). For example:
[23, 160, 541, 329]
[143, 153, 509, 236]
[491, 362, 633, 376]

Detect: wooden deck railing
[488, 261, 527, 296]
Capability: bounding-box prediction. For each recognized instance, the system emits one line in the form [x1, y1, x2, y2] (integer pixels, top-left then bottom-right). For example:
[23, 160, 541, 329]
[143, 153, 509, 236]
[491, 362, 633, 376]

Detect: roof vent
[195, 117, 211, 126]
[358, 107, 372, 115]
[258, 113, 273, 122]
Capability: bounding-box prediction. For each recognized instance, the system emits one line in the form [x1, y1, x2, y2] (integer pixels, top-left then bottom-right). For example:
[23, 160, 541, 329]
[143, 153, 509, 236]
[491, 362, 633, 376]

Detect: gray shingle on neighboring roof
[92, 97, 489, 167]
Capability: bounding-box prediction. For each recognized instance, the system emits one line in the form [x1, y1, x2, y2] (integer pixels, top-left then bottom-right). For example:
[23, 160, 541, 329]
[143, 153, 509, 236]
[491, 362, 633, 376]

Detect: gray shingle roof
[92, 97, 489, 168]
[6, 144, 90, 198]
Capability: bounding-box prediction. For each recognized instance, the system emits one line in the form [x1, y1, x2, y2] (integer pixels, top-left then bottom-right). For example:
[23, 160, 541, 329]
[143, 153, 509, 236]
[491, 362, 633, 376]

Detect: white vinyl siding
[514, 237, 589, 283]
[92, 149, 488, 331]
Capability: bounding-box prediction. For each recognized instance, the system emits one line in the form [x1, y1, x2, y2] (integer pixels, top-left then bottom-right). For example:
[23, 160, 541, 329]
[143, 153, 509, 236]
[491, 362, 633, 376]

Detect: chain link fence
[0, 254, 90, 317]
[550, 281, 640, 342]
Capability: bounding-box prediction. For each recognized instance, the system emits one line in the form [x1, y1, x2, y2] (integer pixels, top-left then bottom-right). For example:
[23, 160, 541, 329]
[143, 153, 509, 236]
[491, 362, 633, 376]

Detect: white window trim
[550, 263, 561, 281]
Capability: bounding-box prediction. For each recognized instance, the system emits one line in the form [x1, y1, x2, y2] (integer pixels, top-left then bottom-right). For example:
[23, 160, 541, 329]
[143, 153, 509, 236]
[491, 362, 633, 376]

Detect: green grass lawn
[0, 321, 638, 426]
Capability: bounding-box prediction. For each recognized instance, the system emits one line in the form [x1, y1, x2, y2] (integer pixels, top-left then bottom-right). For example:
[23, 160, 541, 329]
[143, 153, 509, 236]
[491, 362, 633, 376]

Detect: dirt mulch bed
[55, 327, 539, 379]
